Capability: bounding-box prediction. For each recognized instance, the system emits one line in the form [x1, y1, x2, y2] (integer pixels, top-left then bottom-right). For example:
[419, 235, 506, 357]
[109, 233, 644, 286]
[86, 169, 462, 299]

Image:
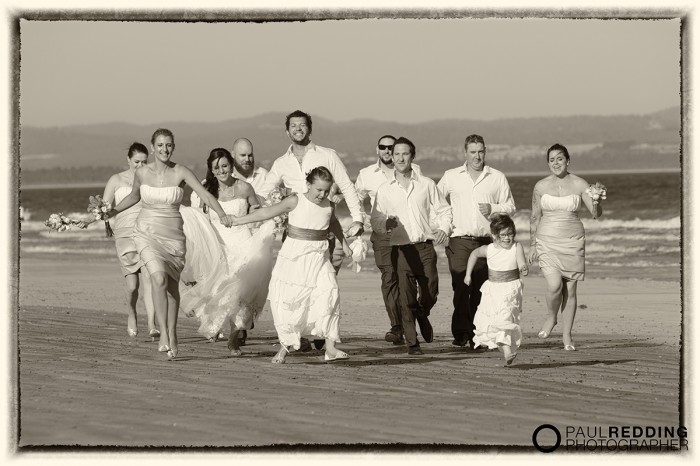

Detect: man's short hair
[392, 136, 416, 157]
[376, 134, 396, 145]
[285, 110, 313, 133]
[464, 134, 485, 149]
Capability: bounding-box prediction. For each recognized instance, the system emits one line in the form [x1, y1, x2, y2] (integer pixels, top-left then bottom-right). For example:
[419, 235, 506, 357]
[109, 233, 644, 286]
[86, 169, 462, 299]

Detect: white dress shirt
[258, 142, 364, 223]
[370, 168, 452, 246]
[355, 160, 421, 208]
[233, 166, 269, 195]
[437, 164, 515, 238]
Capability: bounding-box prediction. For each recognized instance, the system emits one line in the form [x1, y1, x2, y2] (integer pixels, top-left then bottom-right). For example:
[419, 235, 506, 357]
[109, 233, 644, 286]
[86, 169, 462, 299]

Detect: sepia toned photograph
[3, 0, 693, 459]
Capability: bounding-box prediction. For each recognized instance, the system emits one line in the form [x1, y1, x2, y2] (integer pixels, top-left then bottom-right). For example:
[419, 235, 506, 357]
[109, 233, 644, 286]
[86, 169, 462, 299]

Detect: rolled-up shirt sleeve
[256, 161, 282, 199]
[489, 174, 516, 215]
[355, 171, 369, 204]
[436, 174, 450, 202]
[430, 182, 453, 235]
[327, 151, 364, 223]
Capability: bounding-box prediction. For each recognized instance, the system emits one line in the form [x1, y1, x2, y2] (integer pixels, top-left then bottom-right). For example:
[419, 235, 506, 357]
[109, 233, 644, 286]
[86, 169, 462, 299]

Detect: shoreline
[19, 168, 681, 190]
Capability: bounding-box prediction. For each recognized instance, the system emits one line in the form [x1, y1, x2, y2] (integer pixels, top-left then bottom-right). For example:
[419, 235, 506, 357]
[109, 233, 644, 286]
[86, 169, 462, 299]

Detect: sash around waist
[488, 268, 520, 282]
[287, 224, 330, 241]
[139, 203, 181, 214]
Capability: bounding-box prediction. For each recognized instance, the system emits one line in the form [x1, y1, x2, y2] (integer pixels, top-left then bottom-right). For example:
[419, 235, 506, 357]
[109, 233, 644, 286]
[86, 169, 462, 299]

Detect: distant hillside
[19, 107, 680, 184]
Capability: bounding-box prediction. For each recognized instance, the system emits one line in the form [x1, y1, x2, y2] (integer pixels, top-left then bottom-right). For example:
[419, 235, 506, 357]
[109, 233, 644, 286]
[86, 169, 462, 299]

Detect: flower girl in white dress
[465, 214, 528, 366]
[229, 166, 352, 364]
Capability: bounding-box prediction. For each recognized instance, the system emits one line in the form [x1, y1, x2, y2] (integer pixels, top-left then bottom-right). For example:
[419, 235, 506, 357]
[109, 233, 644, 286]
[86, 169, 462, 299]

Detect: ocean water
[18, 172, 681, 282]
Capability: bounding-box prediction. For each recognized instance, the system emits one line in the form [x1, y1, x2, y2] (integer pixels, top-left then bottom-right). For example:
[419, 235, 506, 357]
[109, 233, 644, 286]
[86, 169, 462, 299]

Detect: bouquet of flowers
[263, 187, 289, 236]
[44, 213, 77, 232]
[87, 194, 114, 237]
[346, 237, 369, 273]
[585, 182, 607, 220]
[584, 182, 607, 203]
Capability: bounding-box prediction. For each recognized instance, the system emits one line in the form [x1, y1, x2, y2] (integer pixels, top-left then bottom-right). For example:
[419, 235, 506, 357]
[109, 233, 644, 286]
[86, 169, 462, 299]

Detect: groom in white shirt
[356, 135, 424, 345]
[371, 137, 452, 355]
[437, 134, 516, 348]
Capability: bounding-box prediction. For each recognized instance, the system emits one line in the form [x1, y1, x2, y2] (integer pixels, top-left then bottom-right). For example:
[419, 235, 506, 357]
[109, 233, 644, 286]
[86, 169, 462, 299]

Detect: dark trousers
[393, 241, 439, 347]
[370, 232, 402, 329]
[445, 236, 491, 344]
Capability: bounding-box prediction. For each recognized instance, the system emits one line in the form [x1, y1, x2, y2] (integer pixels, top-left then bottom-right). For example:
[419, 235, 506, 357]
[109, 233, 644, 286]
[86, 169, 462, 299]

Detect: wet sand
[16, 255, 682, 448]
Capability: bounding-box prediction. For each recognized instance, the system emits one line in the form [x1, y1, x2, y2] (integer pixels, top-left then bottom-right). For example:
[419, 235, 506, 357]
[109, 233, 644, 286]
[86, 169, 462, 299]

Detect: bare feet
[538, 318, 557, 339]
[127, 314, 138, 337]
[271, 345, 290, 364]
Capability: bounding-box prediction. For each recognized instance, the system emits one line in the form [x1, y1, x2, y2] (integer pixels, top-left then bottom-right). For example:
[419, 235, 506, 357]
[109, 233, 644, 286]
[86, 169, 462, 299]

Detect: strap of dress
[287, 224, 330, 241]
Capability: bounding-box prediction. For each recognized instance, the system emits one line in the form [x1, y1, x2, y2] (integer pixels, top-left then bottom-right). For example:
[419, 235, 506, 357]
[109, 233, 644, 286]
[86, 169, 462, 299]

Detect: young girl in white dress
[180, 148, 275, 355]
[465, 214, 528, 366]
[229, 166, 353, 364]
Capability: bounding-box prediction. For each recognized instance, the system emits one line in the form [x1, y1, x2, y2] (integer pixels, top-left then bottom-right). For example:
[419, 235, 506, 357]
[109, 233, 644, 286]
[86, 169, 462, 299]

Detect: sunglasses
[378, 144, 394, 151]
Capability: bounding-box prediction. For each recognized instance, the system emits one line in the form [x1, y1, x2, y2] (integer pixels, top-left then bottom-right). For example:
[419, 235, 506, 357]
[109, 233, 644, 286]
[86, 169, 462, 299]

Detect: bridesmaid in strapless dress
[182, 148, 275, 355]
[528, 144, 604, 351]
[107, 129, 233, 360]
[85, 143, 156, 339]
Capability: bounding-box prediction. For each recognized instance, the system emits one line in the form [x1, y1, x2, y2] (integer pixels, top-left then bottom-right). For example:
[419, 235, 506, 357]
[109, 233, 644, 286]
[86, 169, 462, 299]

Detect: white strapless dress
[179, 198, 276, 337]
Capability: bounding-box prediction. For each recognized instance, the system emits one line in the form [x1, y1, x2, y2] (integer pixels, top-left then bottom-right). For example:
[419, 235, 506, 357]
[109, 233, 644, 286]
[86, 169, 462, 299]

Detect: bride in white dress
[181, 148, 275, 355]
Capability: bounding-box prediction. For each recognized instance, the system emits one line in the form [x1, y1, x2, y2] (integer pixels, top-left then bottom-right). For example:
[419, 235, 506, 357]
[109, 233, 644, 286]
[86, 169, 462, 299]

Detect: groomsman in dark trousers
[355, 135, 423, 345]
[437, 134, 516, 348]
[371, 137, 452, 355]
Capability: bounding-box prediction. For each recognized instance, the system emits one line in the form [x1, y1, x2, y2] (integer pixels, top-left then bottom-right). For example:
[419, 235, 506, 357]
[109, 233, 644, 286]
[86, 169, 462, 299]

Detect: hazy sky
[19, 17, 680, 127]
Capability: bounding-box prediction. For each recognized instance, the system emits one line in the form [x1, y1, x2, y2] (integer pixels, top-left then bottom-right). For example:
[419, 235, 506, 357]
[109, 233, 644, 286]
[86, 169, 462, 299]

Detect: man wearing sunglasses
[370, 137, 450, 355]
[355, 135, 423, 345]
[437, 134, 516, 349]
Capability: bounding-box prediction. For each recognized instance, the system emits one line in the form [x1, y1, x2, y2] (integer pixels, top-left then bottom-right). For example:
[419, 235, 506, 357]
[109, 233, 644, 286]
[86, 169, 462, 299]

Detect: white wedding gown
[179, 198, 276, 338]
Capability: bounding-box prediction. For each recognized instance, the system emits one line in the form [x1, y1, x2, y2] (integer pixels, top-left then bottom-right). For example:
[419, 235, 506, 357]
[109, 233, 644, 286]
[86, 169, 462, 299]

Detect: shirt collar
[284, 141, 316, 157]
[390, 167, 419, 183]
[232, 167, 259, 180]
[374, 159, 394, 173]
[459, 164, 491, 176]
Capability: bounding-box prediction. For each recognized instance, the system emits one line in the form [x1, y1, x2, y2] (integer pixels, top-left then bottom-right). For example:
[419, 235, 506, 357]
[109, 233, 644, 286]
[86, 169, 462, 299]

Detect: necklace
[554, 174, 569, 193]
[156, 165, 169, 186]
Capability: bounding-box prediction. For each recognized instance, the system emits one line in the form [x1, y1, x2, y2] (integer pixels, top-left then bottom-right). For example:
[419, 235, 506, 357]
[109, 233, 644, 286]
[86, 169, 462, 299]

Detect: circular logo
[532, 424, 561, 453]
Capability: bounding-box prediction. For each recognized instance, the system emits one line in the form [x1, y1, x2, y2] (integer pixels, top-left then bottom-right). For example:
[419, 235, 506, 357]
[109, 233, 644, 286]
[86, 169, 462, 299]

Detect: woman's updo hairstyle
[127, 142, 149, 159]
[546, 143, 570, 162]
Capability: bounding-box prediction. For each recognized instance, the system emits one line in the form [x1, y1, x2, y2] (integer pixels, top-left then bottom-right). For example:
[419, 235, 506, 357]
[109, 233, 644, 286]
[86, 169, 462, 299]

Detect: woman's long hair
[202, 148, 235, 199]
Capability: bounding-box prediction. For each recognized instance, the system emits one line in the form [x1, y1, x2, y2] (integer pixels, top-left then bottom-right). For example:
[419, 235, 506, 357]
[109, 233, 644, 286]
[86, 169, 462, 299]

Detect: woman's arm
[528, 182, 543, 264]
[107, 169, 142, 218]
[516, 242, 529, 276]
[464, 245, 488, 286]
[231, 195, 298, 226]
[240, 181, 260, 212]
[578, 177, 604, 219]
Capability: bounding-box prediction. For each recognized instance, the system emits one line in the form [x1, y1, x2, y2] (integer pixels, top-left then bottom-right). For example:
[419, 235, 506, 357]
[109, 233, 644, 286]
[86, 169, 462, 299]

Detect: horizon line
[19, 105, 681, 130]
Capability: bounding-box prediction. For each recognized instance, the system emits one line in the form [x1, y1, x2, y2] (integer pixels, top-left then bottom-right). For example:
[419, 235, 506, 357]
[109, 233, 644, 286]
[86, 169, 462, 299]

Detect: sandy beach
[15, 253, 682, 449]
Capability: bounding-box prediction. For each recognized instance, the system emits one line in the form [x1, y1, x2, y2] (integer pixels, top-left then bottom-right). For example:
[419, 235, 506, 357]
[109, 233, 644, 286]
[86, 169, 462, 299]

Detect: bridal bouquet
[87, 194, 114, 236]
[44, 213, 77, 232]
[585, 182, 606, 220]
[264, 187, 289, 235]
[585, 182, 607, 203]
[87, 195, 111, 221]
